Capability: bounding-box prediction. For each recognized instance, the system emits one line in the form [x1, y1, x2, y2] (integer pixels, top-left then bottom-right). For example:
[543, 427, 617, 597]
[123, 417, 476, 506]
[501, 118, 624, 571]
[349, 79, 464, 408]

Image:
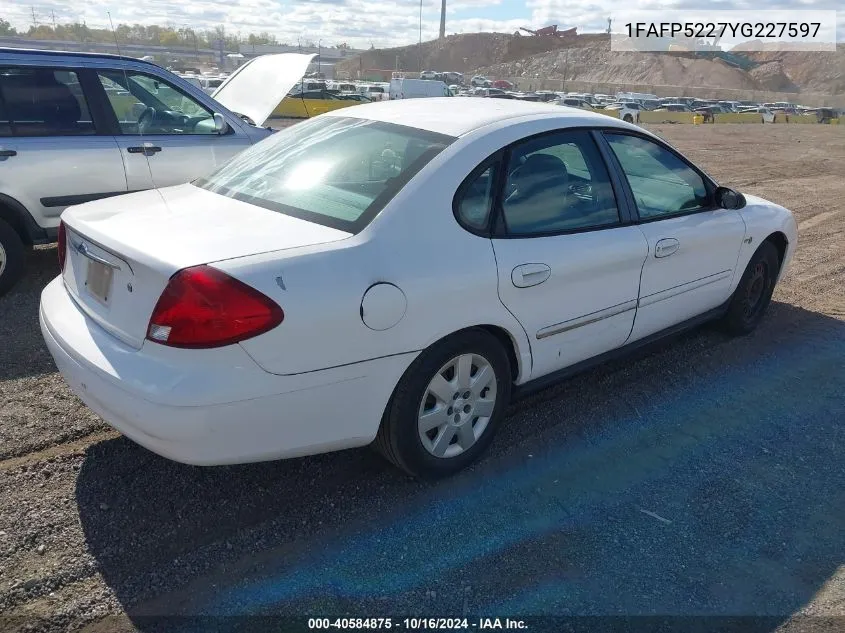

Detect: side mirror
[212, 113, 229, 134]
[716, 186, 746, 210]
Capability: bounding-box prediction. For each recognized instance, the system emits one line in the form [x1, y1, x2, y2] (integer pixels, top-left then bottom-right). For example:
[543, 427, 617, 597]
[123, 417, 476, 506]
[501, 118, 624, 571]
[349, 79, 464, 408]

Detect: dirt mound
[338, 33, 844, 96]
[749, 61, 800, 92]
[336, 33, 551, 76]
[335, 32, 609, 76]
[743, 46, 845, 95]
[477, 47, 762, 91]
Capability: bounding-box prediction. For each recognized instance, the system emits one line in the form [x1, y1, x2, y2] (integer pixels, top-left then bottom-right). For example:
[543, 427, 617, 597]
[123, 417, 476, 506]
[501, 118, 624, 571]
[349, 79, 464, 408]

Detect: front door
[482, 129, 648, 379]
[93, 69, 250, 191]
[602, 132, 747, 342]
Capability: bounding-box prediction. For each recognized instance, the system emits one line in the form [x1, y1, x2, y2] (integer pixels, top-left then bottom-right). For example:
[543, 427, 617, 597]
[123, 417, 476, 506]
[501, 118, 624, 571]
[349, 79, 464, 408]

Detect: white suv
[0, 48, 313, 295]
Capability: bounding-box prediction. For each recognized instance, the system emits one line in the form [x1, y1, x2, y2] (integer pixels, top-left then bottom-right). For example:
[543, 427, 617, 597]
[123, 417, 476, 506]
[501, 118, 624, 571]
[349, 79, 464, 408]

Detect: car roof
[0, 46, 160, 68]
[323, 97, 631, 137]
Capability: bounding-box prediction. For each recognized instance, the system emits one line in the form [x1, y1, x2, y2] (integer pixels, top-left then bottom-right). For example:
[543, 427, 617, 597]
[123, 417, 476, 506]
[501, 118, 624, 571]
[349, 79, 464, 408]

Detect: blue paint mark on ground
[190, 327, 844, 621]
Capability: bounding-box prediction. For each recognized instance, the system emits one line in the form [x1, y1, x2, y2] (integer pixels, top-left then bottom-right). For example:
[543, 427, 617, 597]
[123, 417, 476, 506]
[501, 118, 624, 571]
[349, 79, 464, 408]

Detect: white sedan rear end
[41, 99, 797, 478]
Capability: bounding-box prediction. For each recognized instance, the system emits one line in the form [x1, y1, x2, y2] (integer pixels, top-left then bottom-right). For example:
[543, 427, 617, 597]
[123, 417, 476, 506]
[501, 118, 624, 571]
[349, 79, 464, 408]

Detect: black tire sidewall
[386, 330, 512, 479]
[0, 219, 25, 297]
[724, 241, 779, 334]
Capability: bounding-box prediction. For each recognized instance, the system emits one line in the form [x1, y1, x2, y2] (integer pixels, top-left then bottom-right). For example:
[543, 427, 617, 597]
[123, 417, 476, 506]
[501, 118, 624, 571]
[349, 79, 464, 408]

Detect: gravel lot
[0, 124, 843, 632]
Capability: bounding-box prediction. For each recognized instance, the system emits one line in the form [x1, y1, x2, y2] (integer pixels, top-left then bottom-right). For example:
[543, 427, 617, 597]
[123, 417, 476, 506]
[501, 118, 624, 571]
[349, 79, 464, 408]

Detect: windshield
[196, 116, 454, 233]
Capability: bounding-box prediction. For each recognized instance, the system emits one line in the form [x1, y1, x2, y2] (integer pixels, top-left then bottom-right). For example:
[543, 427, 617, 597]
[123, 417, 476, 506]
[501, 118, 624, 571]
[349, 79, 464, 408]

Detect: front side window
[604, 133, 710, 219]
[0, 67, 95, 137]
[196, 116, 453, 232]
[500, 130, 620, 235]
[97, 70, 216, 135]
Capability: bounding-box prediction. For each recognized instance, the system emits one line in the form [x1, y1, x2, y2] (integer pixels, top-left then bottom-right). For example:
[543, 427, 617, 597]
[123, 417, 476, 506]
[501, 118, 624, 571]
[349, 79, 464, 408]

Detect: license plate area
[85, 259, 114, 306]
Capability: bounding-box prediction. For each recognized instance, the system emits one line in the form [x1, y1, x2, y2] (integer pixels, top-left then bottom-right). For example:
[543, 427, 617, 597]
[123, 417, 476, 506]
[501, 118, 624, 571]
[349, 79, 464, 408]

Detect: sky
[0, 0, 841, 49]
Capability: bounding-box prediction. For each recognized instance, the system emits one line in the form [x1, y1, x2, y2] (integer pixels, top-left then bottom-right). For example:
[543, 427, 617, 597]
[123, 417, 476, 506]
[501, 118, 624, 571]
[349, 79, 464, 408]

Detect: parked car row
[419, 70, 465, 85]
[446, 85, 840, 121]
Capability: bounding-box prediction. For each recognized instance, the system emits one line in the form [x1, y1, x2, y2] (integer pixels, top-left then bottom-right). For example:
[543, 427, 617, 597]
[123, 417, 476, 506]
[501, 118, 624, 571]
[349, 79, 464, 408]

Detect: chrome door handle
[654, 238, 680, 258]
[512, 263, 551, 288]
[0, 149, 17, 158]
[127, 144, 162, 156]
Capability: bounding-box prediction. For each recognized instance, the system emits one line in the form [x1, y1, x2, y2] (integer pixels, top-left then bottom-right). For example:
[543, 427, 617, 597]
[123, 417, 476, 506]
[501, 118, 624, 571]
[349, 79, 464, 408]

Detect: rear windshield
[196, 117, 454, 233]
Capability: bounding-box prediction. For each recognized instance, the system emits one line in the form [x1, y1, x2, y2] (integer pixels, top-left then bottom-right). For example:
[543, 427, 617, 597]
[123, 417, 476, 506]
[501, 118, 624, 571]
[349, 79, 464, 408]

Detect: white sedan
[40, 99, 798, 478]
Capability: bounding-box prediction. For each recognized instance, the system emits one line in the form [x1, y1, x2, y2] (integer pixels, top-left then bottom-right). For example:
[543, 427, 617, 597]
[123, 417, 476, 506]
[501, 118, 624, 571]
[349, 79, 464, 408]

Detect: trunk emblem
[72, 240, 88, 256]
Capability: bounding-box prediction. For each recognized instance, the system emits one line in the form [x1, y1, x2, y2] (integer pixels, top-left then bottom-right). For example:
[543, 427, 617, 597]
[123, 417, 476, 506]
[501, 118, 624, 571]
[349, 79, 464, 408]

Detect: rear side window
[0, 67, 95, 137]
[501, 130, 620, 235]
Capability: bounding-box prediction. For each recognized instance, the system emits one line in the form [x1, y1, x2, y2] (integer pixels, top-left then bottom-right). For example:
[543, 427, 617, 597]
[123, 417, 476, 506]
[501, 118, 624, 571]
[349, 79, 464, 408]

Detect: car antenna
[299, 74, 310, 119]
[107, 11, 159, 192]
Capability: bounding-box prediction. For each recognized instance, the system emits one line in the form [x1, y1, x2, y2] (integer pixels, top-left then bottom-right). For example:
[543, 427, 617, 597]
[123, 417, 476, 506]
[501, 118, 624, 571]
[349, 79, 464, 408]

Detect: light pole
[419, 0, 423, 72]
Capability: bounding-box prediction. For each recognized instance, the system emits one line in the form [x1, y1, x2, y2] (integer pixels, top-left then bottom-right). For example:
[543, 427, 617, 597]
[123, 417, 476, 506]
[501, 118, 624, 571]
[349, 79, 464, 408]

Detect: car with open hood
[40, 98, 797, 479]
[0, 48, 315, 295]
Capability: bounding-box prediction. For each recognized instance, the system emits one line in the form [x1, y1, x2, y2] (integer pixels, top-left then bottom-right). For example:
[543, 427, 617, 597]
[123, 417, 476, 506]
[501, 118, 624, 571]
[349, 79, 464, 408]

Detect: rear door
[91, 68, 251, 191]
[475, 129, 648, 380]
[601, 131, 746, 342]
[0, 65, 126, 230]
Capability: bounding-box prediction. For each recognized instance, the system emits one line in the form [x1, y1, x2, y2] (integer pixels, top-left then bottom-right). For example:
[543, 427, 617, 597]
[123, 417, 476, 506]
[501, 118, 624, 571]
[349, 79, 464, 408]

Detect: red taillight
[146, 265, 284, 349]
[57, 221, 67, 271]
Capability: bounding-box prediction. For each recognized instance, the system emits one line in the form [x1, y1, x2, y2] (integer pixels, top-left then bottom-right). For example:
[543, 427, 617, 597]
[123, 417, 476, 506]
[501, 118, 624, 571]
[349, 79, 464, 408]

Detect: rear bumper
[39, 276, 416, 465]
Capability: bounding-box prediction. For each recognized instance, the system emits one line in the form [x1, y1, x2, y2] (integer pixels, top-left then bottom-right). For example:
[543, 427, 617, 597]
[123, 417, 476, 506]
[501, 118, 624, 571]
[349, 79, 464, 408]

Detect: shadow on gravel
[75, 303, 845, 631]
[0, 247, 60, 380]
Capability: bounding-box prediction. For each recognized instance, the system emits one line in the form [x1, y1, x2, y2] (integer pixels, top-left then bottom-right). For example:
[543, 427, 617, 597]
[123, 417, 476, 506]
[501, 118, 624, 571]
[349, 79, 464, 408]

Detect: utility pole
[606, 17, 611, 34]
[418, 0, 423, 72]
[51, 10, 56, 29]
[439, 0, 446, 40]
[30, 6, 38, 28]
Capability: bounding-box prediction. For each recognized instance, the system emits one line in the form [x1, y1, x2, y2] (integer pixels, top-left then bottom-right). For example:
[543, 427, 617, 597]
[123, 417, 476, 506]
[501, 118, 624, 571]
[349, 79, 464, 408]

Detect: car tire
[721, 241, 780, 335]
[623, 114, 633, 123]
[374, 329, 512, 479]
[0, 218, 26, 297]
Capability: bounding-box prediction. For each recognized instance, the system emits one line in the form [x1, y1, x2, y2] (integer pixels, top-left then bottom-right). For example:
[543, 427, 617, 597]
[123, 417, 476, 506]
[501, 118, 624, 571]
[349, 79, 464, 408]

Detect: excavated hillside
[743, 47, 845, 95]
[338, 33, 844, 96]
[335, 32, 603, 76]
[478, 46, 763, 91]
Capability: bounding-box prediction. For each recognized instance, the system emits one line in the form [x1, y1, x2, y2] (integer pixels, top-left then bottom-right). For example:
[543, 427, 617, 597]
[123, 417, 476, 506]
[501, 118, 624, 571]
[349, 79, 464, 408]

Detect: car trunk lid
[60, 184, 350, 349]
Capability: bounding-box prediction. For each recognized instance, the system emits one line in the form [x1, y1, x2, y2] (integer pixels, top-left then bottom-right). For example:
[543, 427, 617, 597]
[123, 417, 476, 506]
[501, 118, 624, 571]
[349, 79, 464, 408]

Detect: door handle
[0, 149, 17, 158]
[512, 263, 551, 288]
[127, 144, 162, 156]
[654, 238, 680, 258]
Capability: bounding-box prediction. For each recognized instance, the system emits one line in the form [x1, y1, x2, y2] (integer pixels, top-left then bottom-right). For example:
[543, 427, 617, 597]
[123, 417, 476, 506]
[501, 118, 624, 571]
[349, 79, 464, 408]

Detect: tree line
[0, 18, 351, 50]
